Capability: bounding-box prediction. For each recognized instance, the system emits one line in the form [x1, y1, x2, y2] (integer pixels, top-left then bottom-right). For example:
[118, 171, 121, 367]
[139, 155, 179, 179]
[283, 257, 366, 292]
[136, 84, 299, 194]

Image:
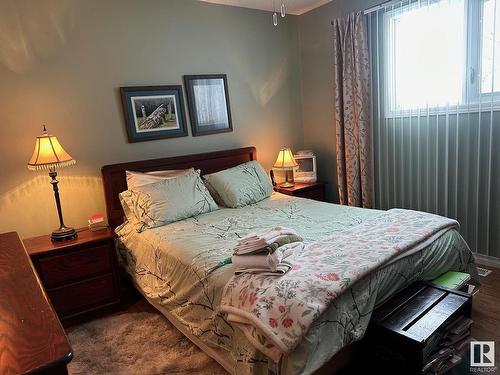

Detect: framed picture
[183, 74, 233, 136]
[120, 85, 188, 142]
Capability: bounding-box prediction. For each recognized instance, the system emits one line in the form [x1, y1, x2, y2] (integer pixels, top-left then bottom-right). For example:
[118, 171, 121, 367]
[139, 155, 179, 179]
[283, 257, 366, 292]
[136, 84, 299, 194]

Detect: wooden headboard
[101, 146, 257, 228]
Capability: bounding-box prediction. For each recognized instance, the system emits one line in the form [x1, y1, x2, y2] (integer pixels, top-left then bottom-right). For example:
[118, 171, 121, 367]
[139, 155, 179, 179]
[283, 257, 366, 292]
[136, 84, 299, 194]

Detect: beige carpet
[66, 300, 227, 375]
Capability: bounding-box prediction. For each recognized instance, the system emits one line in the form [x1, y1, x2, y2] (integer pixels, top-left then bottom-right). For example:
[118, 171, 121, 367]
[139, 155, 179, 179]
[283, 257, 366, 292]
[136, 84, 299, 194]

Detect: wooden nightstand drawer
[295, 188, 325, 201]
[38, 244, 112, 288]
[274, 182, 326, 202]
[23, 228, 120, 325]
[47, 273, 117, 318]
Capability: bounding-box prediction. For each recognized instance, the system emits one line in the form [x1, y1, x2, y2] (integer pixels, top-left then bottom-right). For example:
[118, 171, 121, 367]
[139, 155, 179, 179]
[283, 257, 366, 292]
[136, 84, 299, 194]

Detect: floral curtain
[332, 11, 373, 208]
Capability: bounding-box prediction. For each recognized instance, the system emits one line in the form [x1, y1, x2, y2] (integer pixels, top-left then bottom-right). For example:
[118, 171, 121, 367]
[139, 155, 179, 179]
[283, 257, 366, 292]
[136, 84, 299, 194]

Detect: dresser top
[0, 232, 72, 374]
[23, 227, 115, 256]
[274, 181, 325, 193]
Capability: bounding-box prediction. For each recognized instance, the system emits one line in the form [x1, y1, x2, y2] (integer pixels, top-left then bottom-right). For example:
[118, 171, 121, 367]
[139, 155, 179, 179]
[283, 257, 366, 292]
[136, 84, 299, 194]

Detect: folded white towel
[234, 227, 298, 255]
[232, 252, 282, 272]
[234, 233, 290, 253]
[232, 242, 304, 275]
[238, 226, 297, 244]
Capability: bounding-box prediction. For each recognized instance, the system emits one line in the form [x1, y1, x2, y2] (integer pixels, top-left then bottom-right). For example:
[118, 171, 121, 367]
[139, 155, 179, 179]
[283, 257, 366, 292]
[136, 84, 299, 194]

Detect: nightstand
[274, 181, 326, 202]
[23, 227, 120, 326]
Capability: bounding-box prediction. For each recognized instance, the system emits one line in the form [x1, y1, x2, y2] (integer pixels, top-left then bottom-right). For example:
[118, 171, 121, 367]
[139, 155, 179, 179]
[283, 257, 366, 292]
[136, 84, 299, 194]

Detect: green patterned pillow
[203, 161, 273, 208]
[119, 169, 218, 232]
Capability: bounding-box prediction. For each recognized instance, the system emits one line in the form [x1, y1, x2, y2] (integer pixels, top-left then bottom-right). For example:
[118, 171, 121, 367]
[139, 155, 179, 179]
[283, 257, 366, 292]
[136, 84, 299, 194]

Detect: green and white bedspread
[115, 193, 478, 375]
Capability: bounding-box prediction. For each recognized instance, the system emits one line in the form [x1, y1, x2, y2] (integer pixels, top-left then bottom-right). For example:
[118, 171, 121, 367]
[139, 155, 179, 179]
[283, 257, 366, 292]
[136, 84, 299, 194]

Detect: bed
[101, 147, 478, 375]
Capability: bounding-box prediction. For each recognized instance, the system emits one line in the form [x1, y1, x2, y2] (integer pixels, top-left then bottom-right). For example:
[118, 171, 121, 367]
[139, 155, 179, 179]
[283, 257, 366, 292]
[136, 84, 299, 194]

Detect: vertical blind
[368, 0, 500, 259]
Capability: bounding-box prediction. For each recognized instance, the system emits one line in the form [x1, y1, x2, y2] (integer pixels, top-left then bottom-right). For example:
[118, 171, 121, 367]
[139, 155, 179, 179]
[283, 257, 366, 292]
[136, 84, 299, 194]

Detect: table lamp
[27, 126, 77, 241]
[273, 148, 298, 188]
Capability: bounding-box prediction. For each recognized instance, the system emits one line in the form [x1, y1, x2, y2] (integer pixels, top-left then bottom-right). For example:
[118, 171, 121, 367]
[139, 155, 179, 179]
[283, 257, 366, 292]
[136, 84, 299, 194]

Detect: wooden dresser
[0, 232, 72, 375]
[23, 228, 120, 326]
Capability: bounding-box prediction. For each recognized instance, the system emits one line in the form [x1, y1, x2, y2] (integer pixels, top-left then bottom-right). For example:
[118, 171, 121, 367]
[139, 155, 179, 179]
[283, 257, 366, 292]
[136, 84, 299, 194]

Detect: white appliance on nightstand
[293, 150, 317, 183]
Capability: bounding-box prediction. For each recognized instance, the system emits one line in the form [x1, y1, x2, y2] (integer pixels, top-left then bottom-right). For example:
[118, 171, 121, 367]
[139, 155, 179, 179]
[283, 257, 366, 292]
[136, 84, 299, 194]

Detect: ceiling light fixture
[272, 0, 286, 26]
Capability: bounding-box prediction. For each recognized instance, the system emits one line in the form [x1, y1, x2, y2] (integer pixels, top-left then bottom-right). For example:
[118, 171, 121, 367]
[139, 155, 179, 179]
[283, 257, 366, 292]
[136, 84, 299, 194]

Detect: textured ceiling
[198, 0, 332, 15]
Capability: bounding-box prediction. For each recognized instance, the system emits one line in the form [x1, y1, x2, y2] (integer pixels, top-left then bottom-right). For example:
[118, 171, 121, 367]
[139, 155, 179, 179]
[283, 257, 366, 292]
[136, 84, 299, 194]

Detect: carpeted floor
[66, 299, 227, 375]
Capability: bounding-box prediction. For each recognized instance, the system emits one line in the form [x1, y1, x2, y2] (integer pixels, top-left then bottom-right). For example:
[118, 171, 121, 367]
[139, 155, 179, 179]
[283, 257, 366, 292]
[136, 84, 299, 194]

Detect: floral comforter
[220, 209, 459, 361]
[115, 193, 478, 375]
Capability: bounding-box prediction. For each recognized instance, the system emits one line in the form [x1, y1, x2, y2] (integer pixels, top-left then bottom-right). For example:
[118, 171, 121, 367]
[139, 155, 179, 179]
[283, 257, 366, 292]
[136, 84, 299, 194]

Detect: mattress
[115, 192, 477, 375]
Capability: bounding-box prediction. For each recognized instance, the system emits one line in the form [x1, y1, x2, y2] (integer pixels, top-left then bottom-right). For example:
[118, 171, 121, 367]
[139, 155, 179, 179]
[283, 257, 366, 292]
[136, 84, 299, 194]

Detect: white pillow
[126, 169, 192, 189]
[120, 169, 218, 232]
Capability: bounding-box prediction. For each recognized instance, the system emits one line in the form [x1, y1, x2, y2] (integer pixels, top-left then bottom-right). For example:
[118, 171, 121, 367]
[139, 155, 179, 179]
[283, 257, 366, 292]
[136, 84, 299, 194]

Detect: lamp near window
[27, 126, 77, 241]
[273, 148, 298, 188]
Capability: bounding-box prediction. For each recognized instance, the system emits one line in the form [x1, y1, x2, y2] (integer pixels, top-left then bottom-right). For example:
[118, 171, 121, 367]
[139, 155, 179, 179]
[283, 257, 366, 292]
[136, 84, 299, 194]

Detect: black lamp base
[51, 226, 77, 242]
[48, 169, 77, 242]
[279, 169, 295, 188]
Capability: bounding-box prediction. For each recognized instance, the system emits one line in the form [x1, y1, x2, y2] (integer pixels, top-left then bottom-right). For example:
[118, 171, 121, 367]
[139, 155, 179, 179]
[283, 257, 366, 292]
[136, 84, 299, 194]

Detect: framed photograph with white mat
[183, 74, 233, 136]
[120, 85, 188, 143]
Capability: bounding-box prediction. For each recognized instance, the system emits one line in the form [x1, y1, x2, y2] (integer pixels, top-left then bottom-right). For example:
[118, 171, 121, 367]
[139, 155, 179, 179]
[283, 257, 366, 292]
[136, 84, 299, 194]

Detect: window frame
[382, 0, 500, 117]
[471, 0, 500, 102]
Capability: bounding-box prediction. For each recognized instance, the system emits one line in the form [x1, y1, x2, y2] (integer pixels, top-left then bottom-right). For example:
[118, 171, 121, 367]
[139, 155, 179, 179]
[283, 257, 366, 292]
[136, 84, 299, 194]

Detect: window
[481, 0, 500, 94]
[384, 0, 500, 113]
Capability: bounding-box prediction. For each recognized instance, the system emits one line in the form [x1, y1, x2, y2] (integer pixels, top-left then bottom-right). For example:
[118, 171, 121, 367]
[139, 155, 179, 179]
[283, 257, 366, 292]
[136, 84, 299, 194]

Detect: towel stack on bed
[232, 226, 304, 275]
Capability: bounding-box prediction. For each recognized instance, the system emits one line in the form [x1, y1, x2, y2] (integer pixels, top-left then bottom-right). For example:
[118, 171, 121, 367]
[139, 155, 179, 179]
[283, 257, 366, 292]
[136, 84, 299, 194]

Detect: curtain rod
[364, 0, 404, 14]
[330, 0, 401, 24]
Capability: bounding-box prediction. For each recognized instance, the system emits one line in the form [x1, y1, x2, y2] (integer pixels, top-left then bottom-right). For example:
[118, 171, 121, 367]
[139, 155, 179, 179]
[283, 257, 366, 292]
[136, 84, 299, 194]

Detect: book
[88, 214, 107, 231]
[431, 271, 471, 290]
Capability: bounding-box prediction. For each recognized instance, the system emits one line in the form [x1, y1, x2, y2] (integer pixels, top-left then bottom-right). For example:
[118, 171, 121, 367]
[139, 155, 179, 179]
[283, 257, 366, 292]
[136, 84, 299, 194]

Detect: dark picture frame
[183, 74, 233, 136]
[120, 85, 188, 143]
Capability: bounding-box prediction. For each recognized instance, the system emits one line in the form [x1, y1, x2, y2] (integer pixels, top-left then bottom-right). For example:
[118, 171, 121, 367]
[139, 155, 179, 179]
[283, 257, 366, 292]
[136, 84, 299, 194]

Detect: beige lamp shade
[27, 127, 76, 171]
[273, 148, 298, 169]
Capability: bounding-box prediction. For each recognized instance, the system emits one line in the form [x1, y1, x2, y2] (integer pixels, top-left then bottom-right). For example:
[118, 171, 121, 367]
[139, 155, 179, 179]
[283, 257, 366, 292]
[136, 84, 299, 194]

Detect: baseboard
[474, 253, 500, 269]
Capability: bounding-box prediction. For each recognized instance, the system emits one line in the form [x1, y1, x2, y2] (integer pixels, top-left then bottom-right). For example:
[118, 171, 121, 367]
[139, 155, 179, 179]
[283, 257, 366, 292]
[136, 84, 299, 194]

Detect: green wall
[0, 0, 303, 238]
